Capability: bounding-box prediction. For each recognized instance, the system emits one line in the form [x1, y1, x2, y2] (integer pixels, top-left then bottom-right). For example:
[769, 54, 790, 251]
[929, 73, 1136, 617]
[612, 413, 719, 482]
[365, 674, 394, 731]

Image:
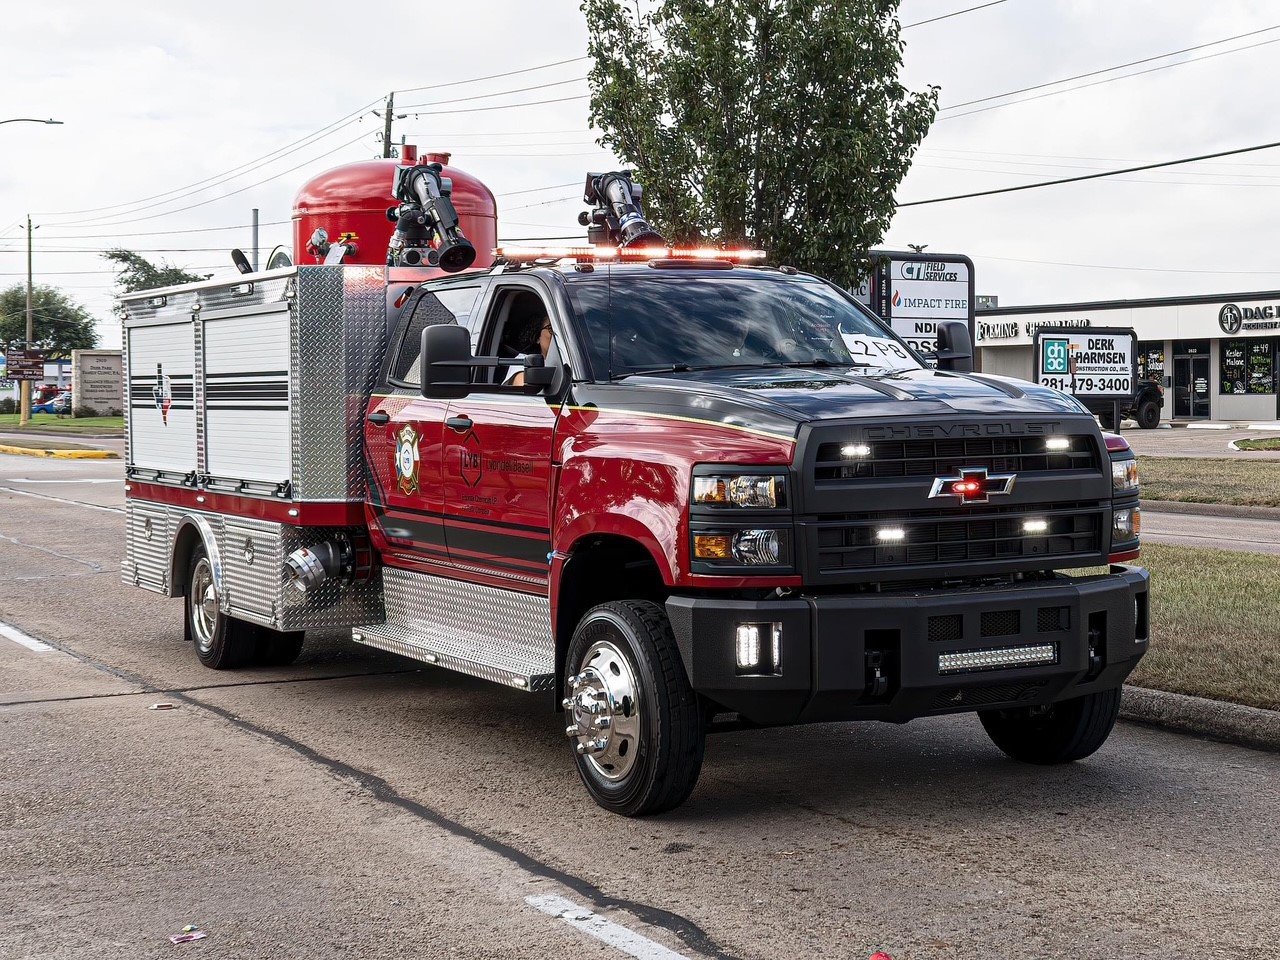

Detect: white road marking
[0, 486, 125, 515]
[0, 621, 54, 653]
[526, 894, 691, 960]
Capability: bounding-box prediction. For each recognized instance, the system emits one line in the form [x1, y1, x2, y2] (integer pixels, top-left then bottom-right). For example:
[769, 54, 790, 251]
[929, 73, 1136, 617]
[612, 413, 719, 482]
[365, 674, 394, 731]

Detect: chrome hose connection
[283, 538, 352, 593]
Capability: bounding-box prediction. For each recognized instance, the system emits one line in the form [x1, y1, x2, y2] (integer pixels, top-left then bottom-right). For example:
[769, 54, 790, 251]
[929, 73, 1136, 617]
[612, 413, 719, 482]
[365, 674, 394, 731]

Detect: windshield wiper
[778, 358, 873, 369]
[612, 362, 782, 380]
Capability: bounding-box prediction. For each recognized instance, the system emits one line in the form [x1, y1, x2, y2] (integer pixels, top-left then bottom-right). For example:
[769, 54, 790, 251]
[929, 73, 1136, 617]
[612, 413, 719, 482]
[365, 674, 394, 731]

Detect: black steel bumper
[666, 565, 1150, 725]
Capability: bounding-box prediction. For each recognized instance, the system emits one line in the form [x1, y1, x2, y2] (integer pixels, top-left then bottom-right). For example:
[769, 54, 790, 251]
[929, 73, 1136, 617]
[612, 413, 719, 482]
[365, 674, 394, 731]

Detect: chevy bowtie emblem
[929, 466, 1016, 504]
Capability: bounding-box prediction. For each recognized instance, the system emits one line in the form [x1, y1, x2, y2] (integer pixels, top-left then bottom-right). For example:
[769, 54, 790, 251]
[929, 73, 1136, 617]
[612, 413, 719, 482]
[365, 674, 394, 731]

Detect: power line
[495, 181, 581, 198]
[902, 0, 1009, 29]
[25, 220, 290, 241]
[913, 160, 1280, 188]
[32, 101, 381, 220]
[394, 56, 589, 95]
[40, 133, 375, 229]
[940, 24, 1280, 111]
[502, 194, 581, 211]
[405, 94, 589, 118]
[923, 145, 1280, 170]
[976, 253, 1280, 276]
[898, 139, 1280, 206]
[399, 76, 587, 111]
[939, 34, 1280, 121]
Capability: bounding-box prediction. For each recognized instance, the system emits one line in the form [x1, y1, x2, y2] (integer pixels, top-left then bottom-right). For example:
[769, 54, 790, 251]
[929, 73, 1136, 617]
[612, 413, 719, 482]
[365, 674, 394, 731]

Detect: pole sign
[7, 349, 46, 381]
[1034, 326, 1137, 400]
[854, 251, 976, 358]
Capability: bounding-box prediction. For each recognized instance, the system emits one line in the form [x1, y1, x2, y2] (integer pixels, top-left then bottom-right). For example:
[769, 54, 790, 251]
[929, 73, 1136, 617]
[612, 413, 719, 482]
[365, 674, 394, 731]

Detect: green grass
[1234, 437, 1280, 451]
[1138, 456, 1280, 507]
[1125, 543, 1280, 711]
[0, 413, 124, 435]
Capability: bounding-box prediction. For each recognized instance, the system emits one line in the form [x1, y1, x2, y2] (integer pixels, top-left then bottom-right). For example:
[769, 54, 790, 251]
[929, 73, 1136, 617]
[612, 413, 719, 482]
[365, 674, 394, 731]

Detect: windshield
[565, 272, 922, 378]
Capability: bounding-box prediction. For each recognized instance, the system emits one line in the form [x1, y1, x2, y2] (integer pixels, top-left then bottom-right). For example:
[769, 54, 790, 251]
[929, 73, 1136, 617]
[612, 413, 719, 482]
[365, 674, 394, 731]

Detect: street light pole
[3, 117, 62, 425]
[19, 215, 34, 426]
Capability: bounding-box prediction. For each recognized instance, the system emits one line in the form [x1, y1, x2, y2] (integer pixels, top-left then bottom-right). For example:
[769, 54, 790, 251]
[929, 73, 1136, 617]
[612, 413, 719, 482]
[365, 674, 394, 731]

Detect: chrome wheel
[191, 557, 218, 655]
[563, 638, 641, 782]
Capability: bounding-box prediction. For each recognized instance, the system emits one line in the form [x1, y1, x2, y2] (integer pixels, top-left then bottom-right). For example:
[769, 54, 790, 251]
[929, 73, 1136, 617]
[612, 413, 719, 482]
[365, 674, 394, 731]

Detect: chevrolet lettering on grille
[928, 466, 1016, 504]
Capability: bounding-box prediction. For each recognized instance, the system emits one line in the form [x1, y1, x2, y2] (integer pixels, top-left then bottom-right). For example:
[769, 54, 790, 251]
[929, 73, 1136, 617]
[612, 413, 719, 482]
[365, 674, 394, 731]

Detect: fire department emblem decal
[395, 423, 420, 495]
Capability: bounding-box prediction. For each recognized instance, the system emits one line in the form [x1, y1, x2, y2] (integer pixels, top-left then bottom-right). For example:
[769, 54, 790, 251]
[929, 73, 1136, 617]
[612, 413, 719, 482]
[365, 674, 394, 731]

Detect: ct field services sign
[854, 251, 975, 357]
[1034, 326, 1137, 400]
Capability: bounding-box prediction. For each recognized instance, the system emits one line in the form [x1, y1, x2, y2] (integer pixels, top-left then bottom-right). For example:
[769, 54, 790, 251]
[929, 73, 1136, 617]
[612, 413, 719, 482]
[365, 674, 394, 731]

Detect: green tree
[582, 0, 938, 287]
[103, 249, 211, 318]
[0, 285, 99, 359]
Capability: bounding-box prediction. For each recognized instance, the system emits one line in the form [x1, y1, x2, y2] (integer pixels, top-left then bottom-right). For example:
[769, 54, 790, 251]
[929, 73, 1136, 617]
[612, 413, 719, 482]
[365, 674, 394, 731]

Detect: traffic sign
[7, 349, 45, 381]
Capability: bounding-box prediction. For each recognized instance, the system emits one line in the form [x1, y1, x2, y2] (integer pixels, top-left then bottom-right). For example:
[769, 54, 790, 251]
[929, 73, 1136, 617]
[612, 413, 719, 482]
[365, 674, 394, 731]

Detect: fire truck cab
[120, 155, 1149, 816]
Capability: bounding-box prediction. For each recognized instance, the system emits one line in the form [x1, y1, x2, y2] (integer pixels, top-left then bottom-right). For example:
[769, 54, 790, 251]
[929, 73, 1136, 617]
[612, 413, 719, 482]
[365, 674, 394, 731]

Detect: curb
[1140, 500, 1280, 520]
[0, 444, 118, 460]
[1122, 685, 1280, 753]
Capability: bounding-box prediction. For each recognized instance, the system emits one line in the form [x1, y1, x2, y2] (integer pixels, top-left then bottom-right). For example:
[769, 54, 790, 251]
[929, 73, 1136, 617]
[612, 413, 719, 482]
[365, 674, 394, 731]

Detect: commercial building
[975, 289, 1280, 422]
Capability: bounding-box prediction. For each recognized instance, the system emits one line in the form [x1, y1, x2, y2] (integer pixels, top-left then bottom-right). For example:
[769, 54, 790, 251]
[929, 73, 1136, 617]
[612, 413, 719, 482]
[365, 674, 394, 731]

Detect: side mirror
[521, 355, 555, 389]
[421, 324, 473, 399]
[935, 320, 973, 373]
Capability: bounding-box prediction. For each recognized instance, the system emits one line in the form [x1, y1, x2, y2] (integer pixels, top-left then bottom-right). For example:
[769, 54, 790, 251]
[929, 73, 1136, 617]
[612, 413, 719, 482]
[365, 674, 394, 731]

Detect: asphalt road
[1, 453, 1277, 960]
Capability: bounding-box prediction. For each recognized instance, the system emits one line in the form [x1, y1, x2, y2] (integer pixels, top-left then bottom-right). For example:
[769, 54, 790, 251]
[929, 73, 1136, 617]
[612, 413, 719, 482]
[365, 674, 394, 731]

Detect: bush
[0, 397, 15, 414]
[73, 405, 99, 418]
[107, 407, 122, 417]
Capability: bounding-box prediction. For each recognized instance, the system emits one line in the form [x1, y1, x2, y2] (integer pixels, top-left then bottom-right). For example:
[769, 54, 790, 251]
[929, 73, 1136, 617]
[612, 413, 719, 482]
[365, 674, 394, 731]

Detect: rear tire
[1136, 400, 1160, 429]
[185, 543, 257, 670]
[563, 601, 705, 817]
[254, 629, 306, 667]
[979, 688, 1121, 764]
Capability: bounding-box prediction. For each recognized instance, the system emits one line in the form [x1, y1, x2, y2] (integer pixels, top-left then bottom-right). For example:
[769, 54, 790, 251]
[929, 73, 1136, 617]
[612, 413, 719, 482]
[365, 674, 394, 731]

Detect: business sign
[1218, 302, 1280, 334]
[6, 349, 45, 381]
[854, 251, 976, 357]
[1034, 326, 1137, 400]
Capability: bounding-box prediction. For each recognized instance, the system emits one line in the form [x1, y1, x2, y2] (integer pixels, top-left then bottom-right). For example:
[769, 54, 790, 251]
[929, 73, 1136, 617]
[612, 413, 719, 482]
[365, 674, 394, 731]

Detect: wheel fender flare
[171, 513, 225, 602]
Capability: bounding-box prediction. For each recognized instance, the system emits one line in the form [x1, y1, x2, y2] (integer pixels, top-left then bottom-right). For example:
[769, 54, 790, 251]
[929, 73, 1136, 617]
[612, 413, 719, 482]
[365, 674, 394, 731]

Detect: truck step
[352, 566, 555, 693]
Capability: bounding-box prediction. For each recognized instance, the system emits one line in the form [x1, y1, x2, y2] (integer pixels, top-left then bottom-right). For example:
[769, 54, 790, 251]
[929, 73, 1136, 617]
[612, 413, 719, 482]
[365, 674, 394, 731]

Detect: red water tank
[291, 146, 497, 270]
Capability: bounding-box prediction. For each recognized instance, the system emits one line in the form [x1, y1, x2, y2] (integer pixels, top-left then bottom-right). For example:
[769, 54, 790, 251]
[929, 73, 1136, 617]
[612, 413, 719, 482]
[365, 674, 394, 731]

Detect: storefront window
[1248, 339, 1275, 394]
[1220, 339, 1248, 394]
[1137, 341, 1165, 384]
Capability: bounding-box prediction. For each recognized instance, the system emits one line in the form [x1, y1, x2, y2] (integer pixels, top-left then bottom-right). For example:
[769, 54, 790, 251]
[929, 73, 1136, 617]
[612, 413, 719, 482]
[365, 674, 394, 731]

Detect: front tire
[563, 601, 705, 816]
[979, 688, 1121, 764]
[185, 543, 259, 670]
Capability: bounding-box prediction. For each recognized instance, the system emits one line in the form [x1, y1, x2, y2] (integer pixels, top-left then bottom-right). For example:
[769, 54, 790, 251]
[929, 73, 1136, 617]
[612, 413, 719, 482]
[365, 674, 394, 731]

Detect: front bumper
[666, 565, 1150, 726]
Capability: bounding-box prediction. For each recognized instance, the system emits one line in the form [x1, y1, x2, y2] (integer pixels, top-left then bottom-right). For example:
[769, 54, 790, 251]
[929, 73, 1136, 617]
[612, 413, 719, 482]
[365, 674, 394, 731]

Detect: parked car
[32, 391, 72, 415]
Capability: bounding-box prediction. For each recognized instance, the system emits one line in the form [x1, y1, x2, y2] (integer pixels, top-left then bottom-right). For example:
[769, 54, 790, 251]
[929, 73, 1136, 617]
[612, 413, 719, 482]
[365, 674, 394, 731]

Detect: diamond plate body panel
[120, 502, 382, 630]
[354, 566, 555, 692]
[291, 267, 387, 502]
[123, 500, 173, 594]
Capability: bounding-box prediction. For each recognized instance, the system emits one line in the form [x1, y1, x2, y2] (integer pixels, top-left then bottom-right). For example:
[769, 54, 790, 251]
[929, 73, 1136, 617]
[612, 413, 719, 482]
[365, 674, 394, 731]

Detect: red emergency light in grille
[928, 466, 1016, 504]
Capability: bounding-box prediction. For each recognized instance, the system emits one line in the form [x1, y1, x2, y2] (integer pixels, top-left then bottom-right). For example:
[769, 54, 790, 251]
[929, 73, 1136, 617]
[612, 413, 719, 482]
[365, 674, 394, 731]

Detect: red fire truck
[121, 148, 1148, 816]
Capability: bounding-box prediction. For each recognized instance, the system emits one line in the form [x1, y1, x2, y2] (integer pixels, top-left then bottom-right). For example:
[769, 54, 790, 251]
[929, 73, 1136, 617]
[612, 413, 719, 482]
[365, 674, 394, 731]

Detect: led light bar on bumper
[938, 643, 1059, 675]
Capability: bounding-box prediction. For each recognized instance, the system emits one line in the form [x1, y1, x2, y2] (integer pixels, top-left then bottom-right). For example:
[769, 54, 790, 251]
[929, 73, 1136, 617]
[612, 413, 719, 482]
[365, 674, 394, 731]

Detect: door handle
[445, 415, 473, 433]
[366, 411, 391, 425]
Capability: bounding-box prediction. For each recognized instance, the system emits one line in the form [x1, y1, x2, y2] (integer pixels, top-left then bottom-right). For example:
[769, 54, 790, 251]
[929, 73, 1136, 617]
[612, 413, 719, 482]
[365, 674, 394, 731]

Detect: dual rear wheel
[186, 544, 305, 670]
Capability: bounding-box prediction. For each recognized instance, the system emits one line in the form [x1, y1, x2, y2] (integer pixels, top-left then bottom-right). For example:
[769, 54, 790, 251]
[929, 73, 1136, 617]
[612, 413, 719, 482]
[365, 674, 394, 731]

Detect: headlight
[1113, 507, 1141, 542]
[692, 474, 787, 509]
[1112, 457, 1139, 494]
[693, 528, 791, 566]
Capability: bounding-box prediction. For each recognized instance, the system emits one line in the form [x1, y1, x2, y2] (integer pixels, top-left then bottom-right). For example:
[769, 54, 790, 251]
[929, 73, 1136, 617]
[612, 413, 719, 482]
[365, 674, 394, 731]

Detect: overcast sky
[2, 0, 1277, 350]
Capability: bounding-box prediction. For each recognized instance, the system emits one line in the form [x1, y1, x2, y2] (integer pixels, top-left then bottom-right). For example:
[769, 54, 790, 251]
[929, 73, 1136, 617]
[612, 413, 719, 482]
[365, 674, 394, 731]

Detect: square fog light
[735, 622, 782, 676]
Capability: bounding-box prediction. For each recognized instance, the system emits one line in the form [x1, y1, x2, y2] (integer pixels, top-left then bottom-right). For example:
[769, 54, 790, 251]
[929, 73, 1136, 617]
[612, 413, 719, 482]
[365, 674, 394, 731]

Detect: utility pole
[19, 214, 33, 426]
[382, 92, 395, 159]
[251, 208, 259, 271]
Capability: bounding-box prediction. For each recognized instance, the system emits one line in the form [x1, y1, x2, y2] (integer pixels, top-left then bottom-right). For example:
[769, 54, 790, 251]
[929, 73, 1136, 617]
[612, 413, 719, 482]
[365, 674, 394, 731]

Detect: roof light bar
[495, 245, 767, 264]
